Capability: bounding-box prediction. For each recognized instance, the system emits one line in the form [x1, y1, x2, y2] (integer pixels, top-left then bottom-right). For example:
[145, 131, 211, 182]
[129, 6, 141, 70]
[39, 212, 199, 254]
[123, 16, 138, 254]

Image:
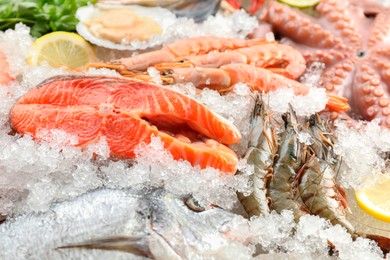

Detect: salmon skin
[10, 75, 241, 174]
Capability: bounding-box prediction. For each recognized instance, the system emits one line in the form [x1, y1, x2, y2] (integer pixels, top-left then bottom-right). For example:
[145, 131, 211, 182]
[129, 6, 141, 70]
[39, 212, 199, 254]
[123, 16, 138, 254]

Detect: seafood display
[0, 188, 250, 258]
[257, 0, 390, 127]
[238, 98, 390, 253]
[1, 0, 390, 259]
[298, 113, 354, 234]
[238, 99, 348, 224]
[89, 36, 306, 84]
[10, 75, 240, 173]
[89, 36, 349, 112]
[237, 96, 276, 217]
[266, 107, 307, 221]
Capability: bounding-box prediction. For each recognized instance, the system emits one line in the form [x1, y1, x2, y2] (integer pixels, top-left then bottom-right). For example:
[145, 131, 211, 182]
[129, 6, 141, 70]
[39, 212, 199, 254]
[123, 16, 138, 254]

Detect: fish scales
[0, 188, 251, 259]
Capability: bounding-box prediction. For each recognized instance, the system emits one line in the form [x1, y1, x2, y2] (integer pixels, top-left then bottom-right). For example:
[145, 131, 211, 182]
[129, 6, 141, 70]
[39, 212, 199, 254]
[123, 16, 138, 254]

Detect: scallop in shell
[76, 5, 177, 51]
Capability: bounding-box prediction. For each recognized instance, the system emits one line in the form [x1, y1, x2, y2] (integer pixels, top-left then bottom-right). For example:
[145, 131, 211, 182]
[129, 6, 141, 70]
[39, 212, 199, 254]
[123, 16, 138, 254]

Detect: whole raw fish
[0, 188, 251, 259]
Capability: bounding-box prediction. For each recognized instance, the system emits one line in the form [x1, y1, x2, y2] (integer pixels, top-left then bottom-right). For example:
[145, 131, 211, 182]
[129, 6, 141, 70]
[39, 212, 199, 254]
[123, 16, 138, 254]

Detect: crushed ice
[147, 67, 163, 85]
[161, 9, 258, 46]
[299, 62, 325, 89]
[267, 87, 328, 116]
[334, 120, 390, 188]
[250, 212, 384, 259]
[0, 19, 389, 259]
[102, 136, 253, 210]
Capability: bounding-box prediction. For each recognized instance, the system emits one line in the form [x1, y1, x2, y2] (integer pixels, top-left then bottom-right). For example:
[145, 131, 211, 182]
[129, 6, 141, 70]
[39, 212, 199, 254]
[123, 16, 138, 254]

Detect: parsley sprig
[0, 0, 96, 37]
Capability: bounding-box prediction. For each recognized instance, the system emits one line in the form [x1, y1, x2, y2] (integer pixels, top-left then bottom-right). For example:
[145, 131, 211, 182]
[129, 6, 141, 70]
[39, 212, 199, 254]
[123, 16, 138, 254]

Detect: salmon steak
[10, 75, 241, 173]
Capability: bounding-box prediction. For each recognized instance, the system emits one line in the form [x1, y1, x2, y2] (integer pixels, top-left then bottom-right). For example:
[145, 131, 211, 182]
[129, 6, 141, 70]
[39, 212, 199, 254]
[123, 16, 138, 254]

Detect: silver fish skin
[0, 188, 251, 259]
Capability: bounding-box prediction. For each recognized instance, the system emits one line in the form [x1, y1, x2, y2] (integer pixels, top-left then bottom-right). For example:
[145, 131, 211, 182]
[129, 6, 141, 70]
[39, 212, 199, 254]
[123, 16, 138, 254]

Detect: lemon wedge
[278, 0, 320, 8]
[355, 174, 390, 223]
[29, 31, 96, 69]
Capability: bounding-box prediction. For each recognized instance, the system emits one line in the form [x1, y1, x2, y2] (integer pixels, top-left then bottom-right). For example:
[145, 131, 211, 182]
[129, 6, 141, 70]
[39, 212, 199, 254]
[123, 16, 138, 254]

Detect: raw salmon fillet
[10, 75, 241, 173]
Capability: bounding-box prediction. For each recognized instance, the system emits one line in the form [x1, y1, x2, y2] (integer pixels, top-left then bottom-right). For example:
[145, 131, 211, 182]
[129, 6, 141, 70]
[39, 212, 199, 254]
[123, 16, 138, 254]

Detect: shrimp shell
[267, 109, 307, 221]
[298, 157, 355, 235]
[238, 97, 277, 217]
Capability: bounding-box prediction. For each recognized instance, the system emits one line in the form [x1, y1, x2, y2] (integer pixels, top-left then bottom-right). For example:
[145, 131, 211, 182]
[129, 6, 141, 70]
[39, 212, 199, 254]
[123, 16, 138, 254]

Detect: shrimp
[153, 64, 310, 94]
[158, 43, 307, 79]
[298, 114, 390, 254]
[88, 36, 270, 72]
[304, 114, 337, 162]
[267, 107, 307, 221]
[298, 114, 354, 232]
[88, 36, 350, 113]
[237, 96, 278, 217]
[298, 156, 355, 234]
[132, 63, 350, 113]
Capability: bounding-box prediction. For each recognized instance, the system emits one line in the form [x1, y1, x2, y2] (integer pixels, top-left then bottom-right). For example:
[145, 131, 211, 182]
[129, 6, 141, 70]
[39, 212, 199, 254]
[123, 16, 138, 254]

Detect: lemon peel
[28, 31, 96, 69]
[355, 174, 390, 223]
[278, 0, 320, 8]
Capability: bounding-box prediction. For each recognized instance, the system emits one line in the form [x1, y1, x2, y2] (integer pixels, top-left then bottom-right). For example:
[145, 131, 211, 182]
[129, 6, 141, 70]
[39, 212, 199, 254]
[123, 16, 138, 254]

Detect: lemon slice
[278, 0, 320, 8]
[29, 31, 96, 69]
[355, 174, 390, 222]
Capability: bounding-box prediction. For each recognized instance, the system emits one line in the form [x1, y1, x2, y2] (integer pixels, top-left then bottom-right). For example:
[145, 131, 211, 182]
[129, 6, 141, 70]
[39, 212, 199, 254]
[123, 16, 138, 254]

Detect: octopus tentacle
[320, 61, 355, 96]
[352, 62, 390, 125]
[316, 0, 367, 50]
[368, 10, 390, 47]
[261, 1, 341, 49]
[305, 48, 351, 67]
[279, 38, 348, 67]
[370, 47, 390, 83]
[260, 0, 390, 128]
[350, 0, 389, 15]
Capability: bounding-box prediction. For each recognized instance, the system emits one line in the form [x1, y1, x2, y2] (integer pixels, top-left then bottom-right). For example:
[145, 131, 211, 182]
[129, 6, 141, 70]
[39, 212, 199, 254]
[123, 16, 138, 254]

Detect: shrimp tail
[326, 93, 350, 113]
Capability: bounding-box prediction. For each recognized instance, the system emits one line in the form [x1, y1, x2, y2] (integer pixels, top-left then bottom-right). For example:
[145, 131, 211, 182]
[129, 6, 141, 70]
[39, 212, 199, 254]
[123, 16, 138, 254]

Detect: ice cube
[333, 120, 390, 188]
[147, 67, 163, 85]
[299, 62, 325, 89]
[0, 23, 33, 78]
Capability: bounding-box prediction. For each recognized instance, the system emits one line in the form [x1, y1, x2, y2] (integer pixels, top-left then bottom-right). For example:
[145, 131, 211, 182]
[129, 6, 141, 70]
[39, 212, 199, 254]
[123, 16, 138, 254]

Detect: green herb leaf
[30, 22, 49, 38]
[0, 0, 97, 37]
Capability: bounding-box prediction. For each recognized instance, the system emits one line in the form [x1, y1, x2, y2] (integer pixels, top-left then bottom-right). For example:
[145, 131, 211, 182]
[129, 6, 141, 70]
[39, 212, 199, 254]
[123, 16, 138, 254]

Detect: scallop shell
[76, 5, 177, 51]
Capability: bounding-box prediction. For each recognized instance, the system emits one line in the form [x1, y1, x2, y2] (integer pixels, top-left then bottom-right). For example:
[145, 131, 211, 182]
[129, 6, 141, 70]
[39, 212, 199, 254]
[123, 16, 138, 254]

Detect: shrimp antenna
[345, 211, 390, 233]
[333, 156, 343, 182]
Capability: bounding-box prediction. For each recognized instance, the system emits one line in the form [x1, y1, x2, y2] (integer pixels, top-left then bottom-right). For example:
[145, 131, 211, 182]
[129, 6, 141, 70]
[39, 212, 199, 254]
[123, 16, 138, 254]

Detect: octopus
[257, 0, 390, 126]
